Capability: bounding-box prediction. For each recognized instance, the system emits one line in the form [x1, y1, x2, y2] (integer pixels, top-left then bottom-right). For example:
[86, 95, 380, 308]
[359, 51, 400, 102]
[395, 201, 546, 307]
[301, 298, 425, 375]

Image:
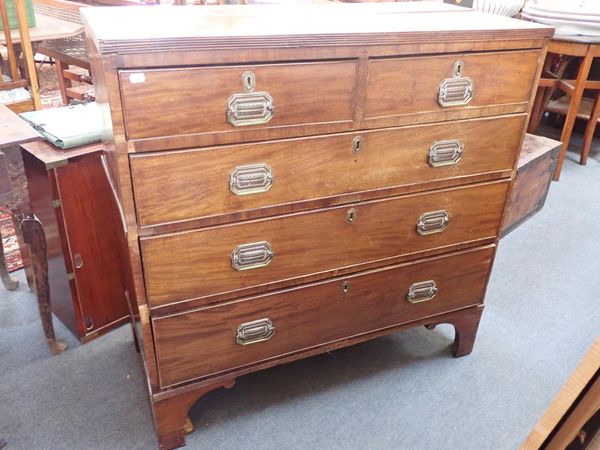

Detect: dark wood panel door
[54, 154, 130, 337]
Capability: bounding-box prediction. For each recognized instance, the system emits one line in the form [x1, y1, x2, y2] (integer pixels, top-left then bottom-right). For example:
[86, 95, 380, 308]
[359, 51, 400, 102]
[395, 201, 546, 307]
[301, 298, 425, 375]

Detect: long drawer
[119, 60, 357, 141]
[365, 50, 539, 125]
[140, 180, 508, 307]
[131, 115, 524, 228]
[152, 245, 495, 388]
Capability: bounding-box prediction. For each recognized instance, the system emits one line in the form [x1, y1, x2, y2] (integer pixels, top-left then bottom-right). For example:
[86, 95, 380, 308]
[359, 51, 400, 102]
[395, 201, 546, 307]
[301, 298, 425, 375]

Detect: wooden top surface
[81, 2, 554, 55]
[0, 104, 40, 149]
[520, 133, 561, 167]
[0, 14, 83, 45]
[20, 140, 103, 169]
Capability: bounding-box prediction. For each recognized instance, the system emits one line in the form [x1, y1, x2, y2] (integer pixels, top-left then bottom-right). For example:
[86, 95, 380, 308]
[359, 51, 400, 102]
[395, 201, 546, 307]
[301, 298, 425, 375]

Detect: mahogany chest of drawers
[82, 3, 552, 449]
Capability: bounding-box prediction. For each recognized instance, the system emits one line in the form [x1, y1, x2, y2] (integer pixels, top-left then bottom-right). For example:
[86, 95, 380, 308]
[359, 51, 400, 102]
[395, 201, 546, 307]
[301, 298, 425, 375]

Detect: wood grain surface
[119, 60, 357, 140]
[80, 4, 552, 55]
[141, 180, 508, 307]
[153, 245, 494, 388]
[131, 114, 524, 228]
[366, 50, 539, 122]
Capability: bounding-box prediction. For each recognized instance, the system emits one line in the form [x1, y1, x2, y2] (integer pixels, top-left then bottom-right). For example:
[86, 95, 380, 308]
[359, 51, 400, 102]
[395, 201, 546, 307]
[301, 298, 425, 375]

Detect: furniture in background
[0, 0, 41, 112]
[0, 0, 82, 45]
[0, 103, 39, 290]
[501, 133, 561, 236]
[523, 337, 600, 449]
[20, 140, 130, 342]
[528, 38, 600, 181]
[84, 3, 551, 448]
[0, 103, 68, 354]
[35, 0, 94, 105]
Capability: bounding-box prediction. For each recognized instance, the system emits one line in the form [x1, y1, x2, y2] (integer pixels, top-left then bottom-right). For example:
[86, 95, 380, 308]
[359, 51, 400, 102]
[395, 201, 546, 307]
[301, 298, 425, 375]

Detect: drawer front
[140, 180, 508, 307]
[131, 115, 524, 227]
[365, 50, 539, 123]
[153, 245, 495, 388]
[120, 61, 357, 141]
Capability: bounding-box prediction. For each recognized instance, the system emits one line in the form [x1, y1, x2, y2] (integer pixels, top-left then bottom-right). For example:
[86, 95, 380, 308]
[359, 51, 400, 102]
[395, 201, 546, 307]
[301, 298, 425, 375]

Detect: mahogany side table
[20, 140, 131, 343]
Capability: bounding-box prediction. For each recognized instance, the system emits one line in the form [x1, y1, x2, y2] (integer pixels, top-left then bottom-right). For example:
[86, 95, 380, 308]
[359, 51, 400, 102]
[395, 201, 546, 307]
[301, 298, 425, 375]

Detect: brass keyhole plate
[347, 208, 357, 224]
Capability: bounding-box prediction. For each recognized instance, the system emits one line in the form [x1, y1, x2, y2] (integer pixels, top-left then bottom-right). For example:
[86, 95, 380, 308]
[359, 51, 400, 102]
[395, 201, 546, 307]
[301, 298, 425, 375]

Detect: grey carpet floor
[1, 131, 599, 450]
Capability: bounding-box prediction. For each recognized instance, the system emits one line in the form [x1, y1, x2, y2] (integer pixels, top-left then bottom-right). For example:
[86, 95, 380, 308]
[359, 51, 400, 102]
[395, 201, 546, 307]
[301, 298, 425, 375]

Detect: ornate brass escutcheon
[416, 210, 449, 235]
[406, 280, 438, 304]
[428, 139, 463, 167]
[227, 71, 275, 127]
[231, 241, 274, 271]
[229, 163, 274, 196]
[438, 60, 474, 107]
[236, 318, 275, 345]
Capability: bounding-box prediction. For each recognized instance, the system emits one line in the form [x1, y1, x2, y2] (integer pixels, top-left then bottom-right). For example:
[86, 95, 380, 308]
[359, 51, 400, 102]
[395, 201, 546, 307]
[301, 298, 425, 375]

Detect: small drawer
[130, 115, 524, 228]
[152, 245, 495, 388]
[365, 50, 539, 125]
[140, 180, 508, 307]
[119, 60, 357, 142]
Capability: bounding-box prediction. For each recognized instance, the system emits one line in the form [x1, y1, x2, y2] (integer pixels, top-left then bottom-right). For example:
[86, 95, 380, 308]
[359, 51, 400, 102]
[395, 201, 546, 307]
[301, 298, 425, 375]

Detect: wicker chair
[34, 0, 94, 105]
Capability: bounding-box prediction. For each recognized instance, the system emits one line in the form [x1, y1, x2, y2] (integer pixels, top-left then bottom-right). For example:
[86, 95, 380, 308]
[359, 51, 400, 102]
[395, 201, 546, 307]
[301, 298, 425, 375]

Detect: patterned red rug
[0, 211, 23, 272]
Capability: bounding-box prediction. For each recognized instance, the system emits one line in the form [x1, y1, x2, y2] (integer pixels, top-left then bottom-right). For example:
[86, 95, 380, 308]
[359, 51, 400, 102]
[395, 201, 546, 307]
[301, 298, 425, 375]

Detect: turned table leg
[20, 215, 67, 355]
[425, 305, 484, 358]
[0, 221, 19, 290]
[152, 379, 235, 450]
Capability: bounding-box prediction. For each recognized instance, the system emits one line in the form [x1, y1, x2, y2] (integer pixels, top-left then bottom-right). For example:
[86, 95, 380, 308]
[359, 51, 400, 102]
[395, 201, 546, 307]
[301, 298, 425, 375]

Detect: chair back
[0, 0, 41, 112]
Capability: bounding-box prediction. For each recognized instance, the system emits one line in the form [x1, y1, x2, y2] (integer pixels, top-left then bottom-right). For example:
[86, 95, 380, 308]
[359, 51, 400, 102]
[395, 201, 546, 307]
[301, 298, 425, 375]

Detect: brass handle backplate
[438, 60, 474, 107]
[236, 318, 275, 345]
[231, 241, 274, 271]
[406, 280, 438, 304]
[417, 210, 449, 236]
[428, 140, 463, 167]
[227, 71, 275, 127]
[230, 163, 273, 196]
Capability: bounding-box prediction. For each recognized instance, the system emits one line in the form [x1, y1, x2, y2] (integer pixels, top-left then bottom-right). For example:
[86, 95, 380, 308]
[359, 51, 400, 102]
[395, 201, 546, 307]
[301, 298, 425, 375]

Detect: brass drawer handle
[428, 140, 463, 167]
[227, 71, 275, 127]
[231, 241, 274, 271]
[229, 163, 274, 196]
[438, 60, 474, 107]
[416, 210, 449, 235]
[236, 318, 275, 345]
[406, 280, 438, 304]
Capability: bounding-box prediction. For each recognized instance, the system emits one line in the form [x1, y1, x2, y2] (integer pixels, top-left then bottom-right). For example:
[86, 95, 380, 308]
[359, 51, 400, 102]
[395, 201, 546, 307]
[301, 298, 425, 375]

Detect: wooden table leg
[0, 223, 19, 290]
[554, 47, 595, 181]
[580, 92, 600, 166]
[54, 59, 71, 106]
[20, 215, 67, 355]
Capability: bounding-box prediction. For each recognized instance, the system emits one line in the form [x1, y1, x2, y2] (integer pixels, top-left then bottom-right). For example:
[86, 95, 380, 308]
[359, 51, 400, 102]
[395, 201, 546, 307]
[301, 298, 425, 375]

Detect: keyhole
[352, 136, 364, 155]
[346, 208, 357, 224]
[454, 60, 464, 77]
[242, 71, 255, 91]
[341, 281, 350, 294]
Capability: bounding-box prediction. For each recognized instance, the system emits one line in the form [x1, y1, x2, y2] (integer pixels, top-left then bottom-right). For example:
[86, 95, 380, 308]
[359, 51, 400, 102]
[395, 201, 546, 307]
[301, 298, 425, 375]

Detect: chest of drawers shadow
[82, 3, 553, 449]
